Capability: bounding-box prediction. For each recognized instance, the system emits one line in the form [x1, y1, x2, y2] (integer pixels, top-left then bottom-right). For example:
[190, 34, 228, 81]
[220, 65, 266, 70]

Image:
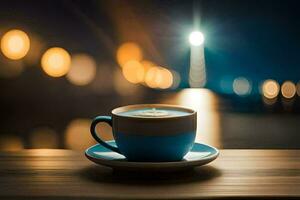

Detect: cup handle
[90, 116, 121, 153]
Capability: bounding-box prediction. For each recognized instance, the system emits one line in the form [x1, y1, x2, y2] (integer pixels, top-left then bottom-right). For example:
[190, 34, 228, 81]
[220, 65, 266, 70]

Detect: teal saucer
[85, 141, 219, 171]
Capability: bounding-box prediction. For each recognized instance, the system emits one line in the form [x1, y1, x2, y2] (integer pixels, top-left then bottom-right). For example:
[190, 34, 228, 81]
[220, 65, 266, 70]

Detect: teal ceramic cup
[90, 104, 197, 162]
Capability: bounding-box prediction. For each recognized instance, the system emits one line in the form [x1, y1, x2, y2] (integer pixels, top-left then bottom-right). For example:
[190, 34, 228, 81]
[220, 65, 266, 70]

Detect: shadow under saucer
[79, 164, 222, 186]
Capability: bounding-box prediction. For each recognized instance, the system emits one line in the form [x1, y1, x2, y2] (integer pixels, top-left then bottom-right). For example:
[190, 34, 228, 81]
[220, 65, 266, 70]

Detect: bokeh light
[145, 66, 162, 88]
[116, 42, 142, 67]
[158, 68, 173, 89]
[65, 118, 95, 151]
[144, 66, 173, 89]
[30, 127, 59, 148]
[141, 60, 155, 80]
[232, 77, 251, 96]
[122, 60, 145, 84]
[141, 60, 155, 70]
[0, 135, 23, 151]
[67, 54, 96, 86]
[41, 47, 71, 77]
[262, 79, 280, 99]
[189, 31, 205, 46]
[1, 29, 30, 60]
[281, 81, 296, 99]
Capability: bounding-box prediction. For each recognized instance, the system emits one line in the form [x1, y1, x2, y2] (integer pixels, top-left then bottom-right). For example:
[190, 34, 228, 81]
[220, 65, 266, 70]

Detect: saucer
[85, 141, 219, 171]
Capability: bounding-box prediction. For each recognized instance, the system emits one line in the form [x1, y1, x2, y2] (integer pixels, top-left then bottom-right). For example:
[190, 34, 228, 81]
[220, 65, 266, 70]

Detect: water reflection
[163, 89, 221, 148]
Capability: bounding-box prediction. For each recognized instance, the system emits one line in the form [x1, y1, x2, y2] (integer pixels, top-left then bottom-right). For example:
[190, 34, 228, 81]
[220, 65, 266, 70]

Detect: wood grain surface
[0, 149, 299, 200]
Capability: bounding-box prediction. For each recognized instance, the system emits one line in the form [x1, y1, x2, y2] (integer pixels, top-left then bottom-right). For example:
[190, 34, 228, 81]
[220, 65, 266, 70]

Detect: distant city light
[144, 66, 173, 89]
[232, 77, 251, 96]
[122, 60, 145, 84]
[1, 29, 30, 60]
[189, 31, 204, 46]
[141, 60, 155, 81]
[116, 42, 142, 68]
[281, 81, 296, 99]
[262, 79, 280, 99]
[67, 54, 96, 86]
[41, 47, 71, 77]
[145, 66, 160, 88]
[158, 68, 173, 89]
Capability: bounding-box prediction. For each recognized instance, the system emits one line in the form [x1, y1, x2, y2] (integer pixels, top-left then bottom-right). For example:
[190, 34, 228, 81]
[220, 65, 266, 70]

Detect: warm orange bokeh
[145, 66, 161, 88]
[41, 47, 71, 77]
[122, 60, 145, 84]
[145, 66, 173, 89]
[67, 54, 96, 86]
[159, 68, 173, 89]
[281, 81, 296, 99]
[262, 79, 280, 99]
[1, 29, 30, 60]
[116, 42, 142, 67]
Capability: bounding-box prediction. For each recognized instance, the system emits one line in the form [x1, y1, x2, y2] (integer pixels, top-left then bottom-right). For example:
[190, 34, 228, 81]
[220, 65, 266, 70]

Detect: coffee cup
[90, 104, 197, 162]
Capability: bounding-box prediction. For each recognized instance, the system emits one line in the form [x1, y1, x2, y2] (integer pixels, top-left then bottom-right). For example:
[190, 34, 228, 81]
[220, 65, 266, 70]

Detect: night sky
[0, 0, 299, 93]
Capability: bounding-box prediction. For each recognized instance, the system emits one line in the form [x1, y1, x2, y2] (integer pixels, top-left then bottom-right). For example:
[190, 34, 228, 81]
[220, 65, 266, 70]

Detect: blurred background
[0, 0, 300, 151]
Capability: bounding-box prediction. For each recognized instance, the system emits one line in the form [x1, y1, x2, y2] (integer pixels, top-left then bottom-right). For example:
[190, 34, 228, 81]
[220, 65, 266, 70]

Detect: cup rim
[111, 104, 196, 119]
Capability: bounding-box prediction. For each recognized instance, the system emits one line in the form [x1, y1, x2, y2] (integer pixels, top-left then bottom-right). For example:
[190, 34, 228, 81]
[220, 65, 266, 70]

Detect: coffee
[118, 107, 191, 118]
[90, 104, 197, 161]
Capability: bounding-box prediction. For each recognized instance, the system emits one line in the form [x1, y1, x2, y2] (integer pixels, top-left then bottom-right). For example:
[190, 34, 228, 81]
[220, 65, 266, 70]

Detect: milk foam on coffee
[118, 108, 191, 118]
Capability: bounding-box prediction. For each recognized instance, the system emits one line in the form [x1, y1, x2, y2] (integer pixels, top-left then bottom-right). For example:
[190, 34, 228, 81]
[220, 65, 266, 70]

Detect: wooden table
[0, 149, 299, 200]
